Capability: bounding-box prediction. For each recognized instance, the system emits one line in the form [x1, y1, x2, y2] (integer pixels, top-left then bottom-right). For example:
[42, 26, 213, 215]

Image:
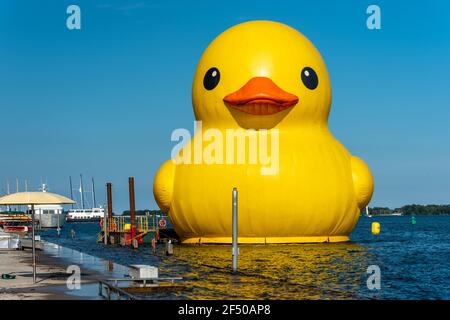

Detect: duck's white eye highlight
[203, 67, 221, 90]
[301, 67, 318, 90]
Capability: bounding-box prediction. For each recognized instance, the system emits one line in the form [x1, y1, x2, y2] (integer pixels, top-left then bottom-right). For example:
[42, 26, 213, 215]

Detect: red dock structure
[98, 177, 174, 248]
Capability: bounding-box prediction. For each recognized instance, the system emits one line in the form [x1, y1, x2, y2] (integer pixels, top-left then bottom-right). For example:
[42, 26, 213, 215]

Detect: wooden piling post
[129, 177, 136, 245]
[106, 182, 113, 244]
[107, 183, 113, 220]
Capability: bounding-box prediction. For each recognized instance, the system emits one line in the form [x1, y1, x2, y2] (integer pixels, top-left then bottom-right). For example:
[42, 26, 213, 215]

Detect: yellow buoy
[371, 222, 380, 235]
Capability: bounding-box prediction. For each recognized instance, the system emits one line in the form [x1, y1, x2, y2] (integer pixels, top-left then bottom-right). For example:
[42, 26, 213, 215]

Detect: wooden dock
[19, 237, 44, 250]
[99, 179, 178, 248]
[97, 214, 177, 248]
[98, 277, 185, 300]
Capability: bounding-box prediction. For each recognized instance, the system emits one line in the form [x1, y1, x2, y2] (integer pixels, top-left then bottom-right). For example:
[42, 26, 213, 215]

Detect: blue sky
[0, 0, 449, 212]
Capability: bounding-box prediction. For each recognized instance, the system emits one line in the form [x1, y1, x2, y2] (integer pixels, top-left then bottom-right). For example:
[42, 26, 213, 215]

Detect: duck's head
[192, 20, 331, 129]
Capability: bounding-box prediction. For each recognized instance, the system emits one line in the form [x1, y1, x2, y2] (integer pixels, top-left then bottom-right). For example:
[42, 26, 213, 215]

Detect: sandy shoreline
[0, 248, 102, 300]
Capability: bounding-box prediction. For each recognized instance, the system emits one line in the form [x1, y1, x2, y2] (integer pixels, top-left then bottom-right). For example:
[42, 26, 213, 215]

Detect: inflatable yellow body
[153, 21, 374, 244]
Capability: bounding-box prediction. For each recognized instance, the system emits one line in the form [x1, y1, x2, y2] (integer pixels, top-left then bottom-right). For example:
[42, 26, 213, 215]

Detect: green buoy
[411, 215, 416, 225]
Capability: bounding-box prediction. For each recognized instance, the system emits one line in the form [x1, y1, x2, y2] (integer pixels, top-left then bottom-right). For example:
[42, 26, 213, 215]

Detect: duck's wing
[153, 160, 175, 213]
[350, 156, 374, 211]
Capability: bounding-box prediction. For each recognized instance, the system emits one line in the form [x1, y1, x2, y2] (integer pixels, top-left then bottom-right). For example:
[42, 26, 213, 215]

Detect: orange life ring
[159, 218, 167, 228]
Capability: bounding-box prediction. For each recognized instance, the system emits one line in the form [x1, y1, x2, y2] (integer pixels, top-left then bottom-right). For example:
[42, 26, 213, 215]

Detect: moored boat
[0, 231, 19, 249]
[66, 175, 103, 222]
[2, 220, 32, 234]
[0, 211, 29, 228]
[66, 207, 104, 222]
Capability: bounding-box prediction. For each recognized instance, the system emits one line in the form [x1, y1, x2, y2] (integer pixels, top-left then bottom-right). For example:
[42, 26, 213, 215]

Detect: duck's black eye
[203, 67, 220, 90]
[301, 67, 318, 90]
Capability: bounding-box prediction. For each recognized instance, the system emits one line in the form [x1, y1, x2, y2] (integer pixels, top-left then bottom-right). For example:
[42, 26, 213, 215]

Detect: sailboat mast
[16, 177, 19, 211]
[69, 176, 74, 209]
[80, 174, 85, 210]
[6, 179, 10, 211]
[91, 178, 96, 208]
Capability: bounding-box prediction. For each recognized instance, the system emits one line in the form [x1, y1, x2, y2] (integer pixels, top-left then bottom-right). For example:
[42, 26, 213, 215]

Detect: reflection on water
[157, 243, 373, 299]
[107, 260, 114, 272]
[40, 216, 450, 300]
[44, 241, 129, 280]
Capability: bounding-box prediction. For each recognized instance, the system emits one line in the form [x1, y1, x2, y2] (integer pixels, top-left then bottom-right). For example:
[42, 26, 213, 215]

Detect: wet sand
[0, 248, 102, 300]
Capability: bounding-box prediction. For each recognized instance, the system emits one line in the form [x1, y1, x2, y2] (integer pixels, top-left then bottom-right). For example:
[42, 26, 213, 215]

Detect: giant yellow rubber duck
[153, 21, 374, 244]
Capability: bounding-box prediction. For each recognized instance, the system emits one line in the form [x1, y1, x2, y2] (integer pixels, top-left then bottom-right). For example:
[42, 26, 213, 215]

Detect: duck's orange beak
[223, 77, 298, 115]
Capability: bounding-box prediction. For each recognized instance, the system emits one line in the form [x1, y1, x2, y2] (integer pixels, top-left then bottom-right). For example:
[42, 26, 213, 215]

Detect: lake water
[39, 216, 450, 299]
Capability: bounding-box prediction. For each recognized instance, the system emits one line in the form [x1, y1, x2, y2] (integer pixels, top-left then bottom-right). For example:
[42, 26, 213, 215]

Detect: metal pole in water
[166, 239, 174, 256]
[232, 187, 238, 272]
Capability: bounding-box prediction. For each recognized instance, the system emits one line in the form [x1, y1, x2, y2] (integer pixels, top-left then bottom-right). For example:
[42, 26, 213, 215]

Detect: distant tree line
[369, 204, 450, 216]
[122, 209, 164, 216]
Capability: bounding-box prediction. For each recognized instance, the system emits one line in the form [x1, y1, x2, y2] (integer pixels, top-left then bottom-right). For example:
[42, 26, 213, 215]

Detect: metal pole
[129, 177, 136, 242]
[39, 208, 42, 230]
[232, 187, 238, 272]
[57, 208, 60, 237]
[31, 204, 36, 283]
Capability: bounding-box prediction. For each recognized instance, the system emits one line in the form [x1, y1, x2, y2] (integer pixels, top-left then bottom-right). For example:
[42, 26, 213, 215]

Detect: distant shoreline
[362, 213, 449, 216]
[367, 204, 450, 216]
